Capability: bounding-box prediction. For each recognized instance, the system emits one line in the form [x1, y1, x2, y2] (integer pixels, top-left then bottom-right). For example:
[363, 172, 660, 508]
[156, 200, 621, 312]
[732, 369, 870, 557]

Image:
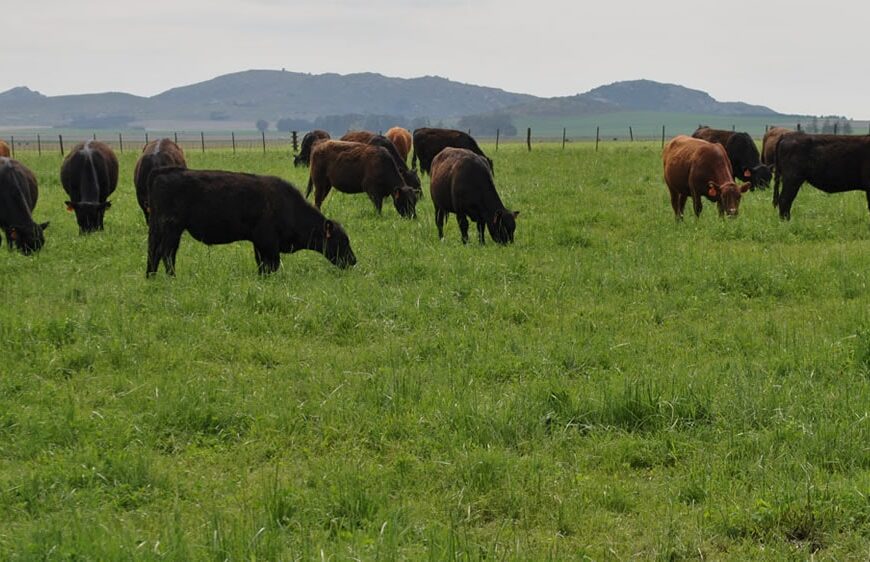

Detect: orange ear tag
[66, 205, 74, 212]
[743, 169, 752, 178]
[10, 229, 17, 240]
[707, 187, 718, 197]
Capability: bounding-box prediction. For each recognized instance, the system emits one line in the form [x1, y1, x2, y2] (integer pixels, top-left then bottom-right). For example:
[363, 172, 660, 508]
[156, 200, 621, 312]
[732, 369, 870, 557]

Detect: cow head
[746, 164, 773, 189]
[6, 221, 49, 255]
[322, 220, 356, 268]
[487, 209, 519, 244]
[708, 181, 750, 217]
[392, 186, 418, 219]
[402, 168, 421, 191]
[66, 200, 111, 233]
[292, 154, 306, 168]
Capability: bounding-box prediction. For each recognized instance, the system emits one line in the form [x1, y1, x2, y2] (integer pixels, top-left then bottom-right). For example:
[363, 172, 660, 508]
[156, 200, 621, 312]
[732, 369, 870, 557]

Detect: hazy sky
[6, 0, 868, 118]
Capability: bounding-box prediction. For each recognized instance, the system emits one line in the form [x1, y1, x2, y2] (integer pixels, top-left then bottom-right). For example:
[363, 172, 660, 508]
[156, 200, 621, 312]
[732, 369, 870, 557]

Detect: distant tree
[409, 117, 429, 130]
[256, 119, 269, 132]
[276, 117, 313, 132]
[842, 119, 853, 134]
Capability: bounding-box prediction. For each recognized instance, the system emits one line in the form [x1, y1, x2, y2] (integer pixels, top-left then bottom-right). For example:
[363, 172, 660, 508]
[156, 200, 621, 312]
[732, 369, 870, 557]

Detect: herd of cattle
[1, 124, 868, 273]
[0, 127, 517, 274]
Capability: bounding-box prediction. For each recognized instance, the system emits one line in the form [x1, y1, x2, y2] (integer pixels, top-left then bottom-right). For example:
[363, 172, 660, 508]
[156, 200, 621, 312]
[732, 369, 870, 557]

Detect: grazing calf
[0, 158, 48, 254]
[294, 130, 330, 167]
[133, 138, 187, 222]
[307, 140, 418, 218]
[385, 127, 412, 163]
[692, 126, 772, 189]
[663, 136, 750, 218]
[412, 128, 493, 176]
[773, 134, 870, 220]
[0, 141, 9, 157]
[430, 147, 518, 244]
[761, 127, 794, 167]
[146, 168, 356, 276]
[60, 140, 119, 233]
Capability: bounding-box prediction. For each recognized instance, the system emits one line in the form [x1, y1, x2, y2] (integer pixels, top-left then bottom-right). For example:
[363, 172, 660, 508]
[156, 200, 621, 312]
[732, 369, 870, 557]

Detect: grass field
[1, 142, 868, 560]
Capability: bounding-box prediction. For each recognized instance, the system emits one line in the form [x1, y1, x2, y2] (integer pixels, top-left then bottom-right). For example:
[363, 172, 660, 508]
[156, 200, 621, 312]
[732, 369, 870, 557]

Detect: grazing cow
[430, 147, 518, 244]
[294, 130, 330, 167]
[133, 138, 187, 222]
[773, 134, 870, 220]
[307, 140, 418, 218]
[663, 136, 750, 218]
[385, 127, 413, 163]
[60, 140, 119, 233]
[692, 126, 772, 189]
[146, 168, 356, 276]
[761, 127, 793, 167]
[412, 127, 493, 176]
[0, 158, 48, 254]
[0, 141, 10, 157]
[339, 131, 421, 192]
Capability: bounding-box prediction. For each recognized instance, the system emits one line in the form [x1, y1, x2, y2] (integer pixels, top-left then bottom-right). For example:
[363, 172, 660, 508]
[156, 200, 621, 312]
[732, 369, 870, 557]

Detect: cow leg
[669, 191, 684, 220]
[254, 243, 281, 275]
[777, 178, 802, 220]
[435, 208, 447, 239]
[691, 193, 703, 218]
[456, 215, 470, 244]
[313, 183, 331, 210]
[476, 221, 486, 244]
[865, 190, 870, 214]
[3, 229, 10, 250]
[371, 194, 384, 215]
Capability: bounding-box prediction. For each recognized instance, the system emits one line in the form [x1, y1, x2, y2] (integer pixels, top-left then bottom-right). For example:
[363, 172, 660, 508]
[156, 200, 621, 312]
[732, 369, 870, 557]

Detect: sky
[4, 0, 868, 118]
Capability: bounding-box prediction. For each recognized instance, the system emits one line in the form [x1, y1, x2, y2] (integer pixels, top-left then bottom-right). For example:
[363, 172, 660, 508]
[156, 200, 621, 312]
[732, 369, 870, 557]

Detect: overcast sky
[5, 0, 867, 118]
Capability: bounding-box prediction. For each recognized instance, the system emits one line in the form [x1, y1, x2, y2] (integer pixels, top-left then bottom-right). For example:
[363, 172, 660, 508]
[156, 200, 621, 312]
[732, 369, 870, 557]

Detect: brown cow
[0, 141, 9, 158]
[133, 138, 187, 223]
[340, 131, 421, 193]
[385, 127, 412, 163]
[430, 148, 517, 244]
[60, 140, 119, 233]
[307, 140, 417, 218]
[761, 127, 793, 167]
[340, 131, 376, 144]
[663, 136, 750, 218]
[692, 127, 772, 189]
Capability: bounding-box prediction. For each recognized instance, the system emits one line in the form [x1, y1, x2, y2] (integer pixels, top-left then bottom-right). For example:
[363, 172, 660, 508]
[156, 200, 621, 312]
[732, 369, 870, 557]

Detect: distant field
[0, 143, 868, 559]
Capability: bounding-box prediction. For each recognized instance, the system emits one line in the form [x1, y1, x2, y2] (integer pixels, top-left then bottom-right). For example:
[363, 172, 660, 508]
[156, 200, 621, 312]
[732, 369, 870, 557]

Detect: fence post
[9, 136, 14, 158]
[797, 123, 801, 132]
[661, 125, 666, 149]
[232, 132, 236, 154]
[526, 127, 531, 152]
[262, 131, 266, 154]
[595, 127, 600, 151]
[467, 129, 471, 136]
[93, 132, 97, 141]
[562, 127, 566, 150]
[732, 124, 735, 132]
[201, 132, 205, 153]
[145, 132, 149, 146]
[174, 132, 178, 145]
[291, 131, 298, 153]
[629, 126, 634, 142]
[495, 129, 500, 151]
[59, 135, 64, 155]
[37, 134, 41, 156]
[834, 122, 838, 135]
[765, 124, 769, 133]
[119, 133, 123, 153]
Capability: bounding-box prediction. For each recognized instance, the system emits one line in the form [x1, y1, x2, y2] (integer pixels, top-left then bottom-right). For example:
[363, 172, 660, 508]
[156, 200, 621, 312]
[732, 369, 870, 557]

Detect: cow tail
[411, 147, 417, 171]
[305, 174, 314, 198]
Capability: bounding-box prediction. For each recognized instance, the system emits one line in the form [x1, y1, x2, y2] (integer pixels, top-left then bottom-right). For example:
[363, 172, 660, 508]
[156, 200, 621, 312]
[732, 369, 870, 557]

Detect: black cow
[0, 158, 48, 254]
[60, 140, 119, 233]
[340, 131, 421, 193]
[293, 130, 331, 167]
[692, 127, 772, 189]
[430, 147, 517, 244]
[773, 134, 870, 220]
[412, 128, 493, 176]
[146, 168, 356, 276]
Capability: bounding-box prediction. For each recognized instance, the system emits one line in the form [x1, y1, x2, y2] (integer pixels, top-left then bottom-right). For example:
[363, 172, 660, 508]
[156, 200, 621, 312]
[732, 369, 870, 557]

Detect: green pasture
[0, 142, 868, 560]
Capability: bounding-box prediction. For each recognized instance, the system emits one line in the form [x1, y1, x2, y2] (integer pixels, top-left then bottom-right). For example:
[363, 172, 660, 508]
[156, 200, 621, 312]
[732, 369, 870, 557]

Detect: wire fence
[3, 120, 869, 158]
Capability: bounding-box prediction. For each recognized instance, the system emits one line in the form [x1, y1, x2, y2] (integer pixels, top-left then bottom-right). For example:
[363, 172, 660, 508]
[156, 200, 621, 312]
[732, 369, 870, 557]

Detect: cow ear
[740, 182, 751, 193]
[492, 209, 502, 224]
[512, 211, 520, 219]
[324, 220, 333, 239]
[65, 201, 75, 212]
[392, 189, 400, 200]
[9, 228, 17, 241]
[742, 169, 752, 178]
[707, 181, 718, 198]
[103, 201, 112, 210]
[40, 222, 50, 230]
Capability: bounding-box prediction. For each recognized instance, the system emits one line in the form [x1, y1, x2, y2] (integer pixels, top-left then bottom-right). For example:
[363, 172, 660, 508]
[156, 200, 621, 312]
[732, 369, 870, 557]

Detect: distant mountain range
[0, 70, 781, 131]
